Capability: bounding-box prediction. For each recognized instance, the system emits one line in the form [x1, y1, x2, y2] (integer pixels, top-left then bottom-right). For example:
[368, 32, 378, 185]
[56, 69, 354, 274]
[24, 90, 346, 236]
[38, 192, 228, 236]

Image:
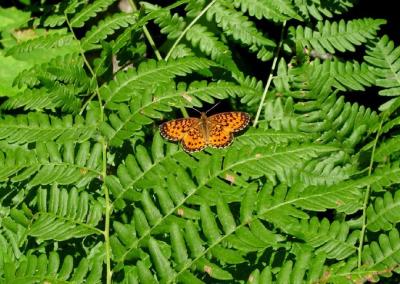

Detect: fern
[0, 141, 102, 187]
[234, 0, 300, 22]
[367, 189, 400, 232]
[309, 59, 376, 91]
[365, 35, 400, 96]
[0, 112, 97, 144]
[13, 53, 89, 89]
[100, 57, 214, 108]
[186, 24, 239, 73]
[281, 217, 359, 259]
[246, 249, 327, 283]
[2, 251, 103, 283]
[361, 229, 400, 280]
[289, 18, 386, 54]
[1, 85, 82, 113]
[69, 0, 116, 28]
[6, 33, 79, 60]
[8, 186, 103, 241]
[207, 1, 276, 47]
[293, 0, 357, 20]
[81, 12, 138, 50]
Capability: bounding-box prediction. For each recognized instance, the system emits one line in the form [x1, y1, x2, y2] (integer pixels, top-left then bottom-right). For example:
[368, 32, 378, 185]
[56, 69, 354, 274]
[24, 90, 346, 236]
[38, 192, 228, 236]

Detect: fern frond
[247, 250, 326, 283]
[271, 60, 380, 147]
[186, 24, 239, 73]
[234, 0, 300, 22]
[167, 43, 195, 59]
[21, 186, 103, 241]
[374, 136, 400, 162]
[361, 229, 400, 281]
[382, 116, 400, 135]
[367, 190, 400, 232]
[69, 0, 116, 28]
[259, 180, 362, 220]
[81, 12, 138, 50]
[13, 53, 89, 89]
[43, 1, 83, 27]
[293, 0, 357, 20]
[207, 1, 276, 47]
[0, 112, 96, 144]
[0, 222, 23, 267]
[44, 14, 67, 28]
[100, 57, 214, 108]
[215, 143, 338, 182]
[280, 151, 354, 186]
[149, 4, 186, 40]
[110, 187, 284, 281]
[6, 33, 78, 57]
[2, 88, 57, 111]
[282, 217, 358, 259]
[0, 141, 102, 187]
[235, 74, 264, 105]
[310, 59, 376, 91]
[2, 251, 103, 283]
[109, 142, 336, 264]
[289, 18, 385, 54]
[107, 134, 192, 210]
[365, 35, 400, 96]
[1, 84, 82, 113]
[371, 163, 400, 190]
[235, 128, 310, 146]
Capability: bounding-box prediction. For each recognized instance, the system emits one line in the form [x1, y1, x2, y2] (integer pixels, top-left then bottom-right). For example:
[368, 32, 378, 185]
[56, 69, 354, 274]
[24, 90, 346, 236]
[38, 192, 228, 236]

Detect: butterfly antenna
[205, 102, 221, 114]
[190, 106, 202, 114]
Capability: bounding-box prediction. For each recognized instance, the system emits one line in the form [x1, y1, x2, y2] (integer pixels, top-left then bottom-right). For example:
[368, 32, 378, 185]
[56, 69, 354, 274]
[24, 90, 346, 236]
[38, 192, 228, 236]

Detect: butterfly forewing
[206, 112, 249, 149]
[207, 112, 250, 133]
[159, 118, 199, 141]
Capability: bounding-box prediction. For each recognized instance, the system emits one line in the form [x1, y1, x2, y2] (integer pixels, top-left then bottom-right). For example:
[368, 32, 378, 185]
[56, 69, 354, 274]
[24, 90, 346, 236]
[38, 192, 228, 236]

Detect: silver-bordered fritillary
[159, 112, 250, 153]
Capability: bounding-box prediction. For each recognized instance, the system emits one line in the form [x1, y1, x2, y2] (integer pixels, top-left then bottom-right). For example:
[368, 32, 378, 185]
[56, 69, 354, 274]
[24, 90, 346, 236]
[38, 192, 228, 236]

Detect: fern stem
[128, 0, 163, 61]
[64, 15, 104, 118]
[357, 119, 383, 268]
[102, 140, 113, 284]
[253, 21, 286, 127]
[164, 0, 216, 118]
[165, 0, 217, 61]
[65, 14, 112, 282]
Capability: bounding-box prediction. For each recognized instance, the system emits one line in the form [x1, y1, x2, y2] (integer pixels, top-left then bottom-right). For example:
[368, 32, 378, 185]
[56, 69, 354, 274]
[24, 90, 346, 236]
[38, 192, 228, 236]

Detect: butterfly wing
[208, 112, 250, 132]
[207, 112, 250, 149]
[160, 118, 199, 141]
[159, 118, 206, 152]
[208, 123, 234, 148]
[181, 124, 207, 152]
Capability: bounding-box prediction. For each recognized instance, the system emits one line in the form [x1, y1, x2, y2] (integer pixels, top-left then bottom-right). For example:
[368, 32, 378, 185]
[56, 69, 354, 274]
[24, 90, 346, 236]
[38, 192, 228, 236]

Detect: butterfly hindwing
[182, 126, 207, 152]
[207, 123, 233, 148]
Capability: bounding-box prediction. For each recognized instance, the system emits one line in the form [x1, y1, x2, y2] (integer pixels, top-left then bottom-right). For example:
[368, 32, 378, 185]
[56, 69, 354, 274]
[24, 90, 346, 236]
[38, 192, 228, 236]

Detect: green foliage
[0, 1, 400, 283]
[2, 250, 104, 283]
[365, 35, 400, 97]
[289, 18, 386, 54]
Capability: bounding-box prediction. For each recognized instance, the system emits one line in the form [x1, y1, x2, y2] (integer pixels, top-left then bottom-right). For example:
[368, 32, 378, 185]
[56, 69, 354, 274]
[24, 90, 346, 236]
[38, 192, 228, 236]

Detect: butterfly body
[160, 111, 250, 153]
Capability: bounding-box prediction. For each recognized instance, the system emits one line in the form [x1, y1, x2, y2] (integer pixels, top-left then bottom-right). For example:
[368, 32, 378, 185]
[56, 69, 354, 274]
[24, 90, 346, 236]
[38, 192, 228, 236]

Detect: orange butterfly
[160, 112, 250, 153]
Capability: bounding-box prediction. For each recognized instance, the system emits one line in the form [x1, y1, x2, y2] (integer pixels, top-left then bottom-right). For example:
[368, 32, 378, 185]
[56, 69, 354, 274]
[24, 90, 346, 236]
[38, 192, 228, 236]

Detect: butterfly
[159, 112, 250, 153]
